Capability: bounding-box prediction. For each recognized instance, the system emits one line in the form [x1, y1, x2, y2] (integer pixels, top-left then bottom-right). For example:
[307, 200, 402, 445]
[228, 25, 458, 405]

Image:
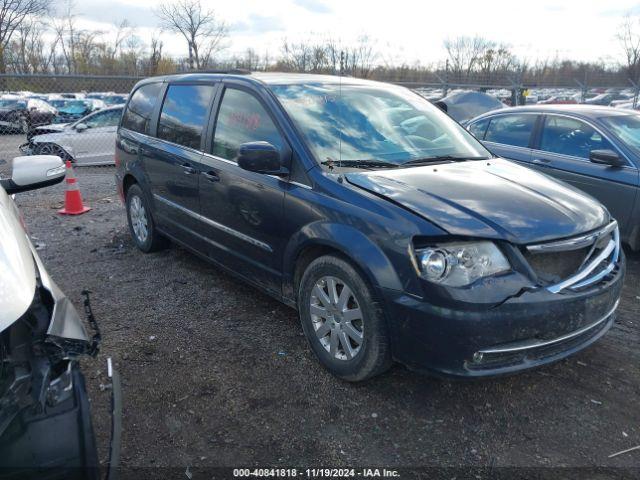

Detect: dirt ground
[9, 166, 640, 477]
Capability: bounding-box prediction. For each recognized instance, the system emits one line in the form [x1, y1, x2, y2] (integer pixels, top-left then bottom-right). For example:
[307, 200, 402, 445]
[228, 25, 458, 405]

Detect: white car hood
[34, 123, 68, 133]
[0, 187, 37, 332]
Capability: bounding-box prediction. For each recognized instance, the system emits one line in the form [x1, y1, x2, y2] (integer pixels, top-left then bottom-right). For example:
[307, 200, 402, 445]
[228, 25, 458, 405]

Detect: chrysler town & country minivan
[115, 73, 625, 381]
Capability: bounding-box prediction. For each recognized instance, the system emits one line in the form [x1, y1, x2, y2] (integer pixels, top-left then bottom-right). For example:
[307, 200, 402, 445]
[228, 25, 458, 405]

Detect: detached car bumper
[383, 256, 625, 377]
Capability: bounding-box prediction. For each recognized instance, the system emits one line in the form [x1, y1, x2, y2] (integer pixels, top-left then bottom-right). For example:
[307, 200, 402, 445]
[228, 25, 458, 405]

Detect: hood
[0, 188, 37, 332]
[345, 158, 609, 245]
[34, 123, 68, 133]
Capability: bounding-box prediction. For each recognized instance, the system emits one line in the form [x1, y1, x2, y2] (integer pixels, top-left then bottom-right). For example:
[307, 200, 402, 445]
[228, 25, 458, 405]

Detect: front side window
[270, 82, 490, 166]
[157, 84, 215, 150]
[84, 109, 123, 128]
[540, 116, 614, 159]
[484, 114, 536, 148]
[600, 114, 640, 157]
[121, 82, 162, 134]
[212, 88, 284, 161]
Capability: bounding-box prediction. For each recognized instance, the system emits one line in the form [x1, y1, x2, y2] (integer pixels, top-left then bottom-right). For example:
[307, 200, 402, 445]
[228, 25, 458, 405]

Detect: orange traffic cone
[58, 160, 91, 215]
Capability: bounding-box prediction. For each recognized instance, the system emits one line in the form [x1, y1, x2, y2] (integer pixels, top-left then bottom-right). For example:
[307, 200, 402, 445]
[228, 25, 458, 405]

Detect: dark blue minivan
[115, 72, 625, 381]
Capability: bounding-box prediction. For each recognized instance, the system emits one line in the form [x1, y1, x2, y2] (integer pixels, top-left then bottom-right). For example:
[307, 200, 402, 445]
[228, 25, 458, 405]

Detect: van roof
[138, 71, 387, 88]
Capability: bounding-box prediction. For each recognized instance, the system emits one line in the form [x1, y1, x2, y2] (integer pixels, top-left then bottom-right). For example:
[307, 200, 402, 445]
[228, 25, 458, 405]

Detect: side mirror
[589, 149, 626, 167]
[75, 123, 88, 132]
[0, 155, 66, 194]
[237, 141, 289, 176]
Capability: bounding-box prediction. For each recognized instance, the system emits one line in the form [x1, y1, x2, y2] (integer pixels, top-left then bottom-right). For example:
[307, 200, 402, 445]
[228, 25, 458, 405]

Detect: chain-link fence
[0, 72, 638, 176]
[0, 74, 139, 175]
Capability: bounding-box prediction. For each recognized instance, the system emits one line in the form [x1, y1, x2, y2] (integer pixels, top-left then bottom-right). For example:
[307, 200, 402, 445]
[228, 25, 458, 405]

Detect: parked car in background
[467, 105, 640, 250]
[103, 94, 128, 105]
[0, 97, 57, 133]
[538, 95, 578, 105]
[21, 105, 123, 165]
[614, 100, 640, 110]
[0, 155, 102, 476]
[52, 99, 106, 124]
[116, 73, 624, 381]
[584, 92, 628, 106]
[434, 90, 506, 124]
[60, 92, 86, 99]
[86, 92, 127, 105]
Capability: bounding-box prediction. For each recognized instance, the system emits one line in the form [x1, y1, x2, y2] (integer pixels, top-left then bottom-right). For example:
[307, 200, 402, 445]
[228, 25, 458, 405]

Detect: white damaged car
[20, 105, 124, 166]
[0, 156, 116, 475]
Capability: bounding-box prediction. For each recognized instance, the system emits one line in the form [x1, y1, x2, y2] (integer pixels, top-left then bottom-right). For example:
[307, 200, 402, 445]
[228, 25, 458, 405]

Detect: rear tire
[125, 184, 167, 253]
[298, 255, 392, 382]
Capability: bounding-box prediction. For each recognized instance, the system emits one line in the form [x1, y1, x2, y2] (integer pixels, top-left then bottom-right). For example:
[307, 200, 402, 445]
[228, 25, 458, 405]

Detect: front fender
[283, 221, 404, 301]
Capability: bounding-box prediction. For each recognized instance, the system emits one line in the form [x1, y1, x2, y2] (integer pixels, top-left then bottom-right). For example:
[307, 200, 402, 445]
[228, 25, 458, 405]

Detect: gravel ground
[10, 167, 640, 476]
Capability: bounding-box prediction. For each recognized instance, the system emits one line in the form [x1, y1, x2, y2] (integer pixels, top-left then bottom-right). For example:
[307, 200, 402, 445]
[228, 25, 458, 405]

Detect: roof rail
[191, 69, 251, 75]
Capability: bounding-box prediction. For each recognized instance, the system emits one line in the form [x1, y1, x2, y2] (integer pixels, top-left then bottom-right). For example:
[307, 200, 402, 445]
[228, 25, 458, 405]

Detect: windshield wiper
[402, 155, 491, 166]
[321, 159, 400, 169]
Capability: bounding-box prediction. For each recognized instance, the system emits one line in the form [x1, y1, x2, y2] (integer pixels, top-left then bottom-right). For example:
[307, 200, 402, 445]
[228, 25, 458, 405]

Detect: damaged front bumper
[384, 253, 626, 377]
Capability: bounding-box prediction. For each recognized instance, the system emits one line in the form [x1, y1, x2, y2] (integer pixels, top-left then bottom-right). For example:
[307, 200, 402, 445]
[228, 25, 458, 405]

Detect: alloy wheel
[309, 275, 364, 361]
[129, 195, 149, 244]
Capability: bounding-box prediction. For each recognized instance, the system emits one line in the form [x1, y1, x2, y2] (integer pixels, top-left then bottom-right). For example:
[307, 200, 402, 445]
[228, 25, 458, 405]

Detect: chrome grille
[524, 221, 620, 293]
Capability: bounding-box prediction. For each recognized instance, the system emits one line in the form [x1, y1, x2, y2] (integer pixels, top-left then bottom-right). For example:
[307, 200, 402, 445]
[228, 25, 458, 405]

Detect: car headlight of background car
[414, 241, 510, 287]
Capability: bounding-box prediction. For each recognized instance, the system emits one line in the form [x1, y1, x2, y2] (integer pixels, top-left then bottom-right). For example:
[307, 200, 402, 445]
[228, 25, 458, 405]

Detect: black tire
[125, 184, 167, 253]
[298, 255, 392, 382]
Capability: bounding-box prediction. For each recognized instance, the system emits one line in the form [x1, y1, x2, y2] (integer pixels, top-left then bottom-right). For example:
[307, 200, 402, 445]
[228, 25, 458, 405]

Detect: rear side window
[484, 114, 536, 148]
[212, 88, 284, 161]
[121, 82, 162, 134]
[85, 109, 122, 128]
[157, 84, 216, 150]
[540, 116, 614, 159]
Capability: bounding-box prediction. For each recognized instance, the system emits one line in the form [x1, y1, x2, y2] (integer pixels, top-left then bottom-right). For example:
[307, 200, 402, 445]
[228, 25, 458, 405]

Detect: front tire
[34, 143, 70, 161]
[298, 255, 392, 382]
[125, 184, 167, 253]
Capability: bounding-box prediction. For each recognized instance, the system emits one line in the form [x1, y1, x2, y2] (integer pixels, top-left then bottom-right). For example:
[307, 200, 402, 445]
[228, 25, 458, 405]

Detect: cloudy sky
[59, 0, 640, 65]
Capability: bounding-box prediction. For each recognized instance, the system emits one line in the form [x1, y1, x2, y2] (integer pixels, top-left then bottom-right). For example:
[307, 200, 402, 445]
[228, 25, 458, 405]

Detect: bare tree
[280, 39, 314, 72]
[156, 0, 227, 70]
[344, 35, 378, 78]
[51, 0, 78, 73]
[0, 0, 51, 72]
[443, 36, 494, 82]
[618, 14, 640, 84]
[5, 17, 50, 73]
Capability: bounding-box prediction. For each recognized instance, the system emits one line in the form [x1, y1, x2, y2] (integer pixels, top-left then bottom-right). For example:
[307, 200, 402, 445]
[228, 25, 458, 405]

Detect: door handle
[180, 163, 197, 175]
[202, 171, 220, 182]
[532, 158, 551, 165]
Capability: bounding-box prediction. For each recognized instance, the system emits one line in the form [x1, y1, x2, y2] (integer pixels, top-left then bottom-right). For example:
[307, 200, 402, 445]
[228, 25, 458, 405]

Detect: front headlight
[415, 241, 510, 287]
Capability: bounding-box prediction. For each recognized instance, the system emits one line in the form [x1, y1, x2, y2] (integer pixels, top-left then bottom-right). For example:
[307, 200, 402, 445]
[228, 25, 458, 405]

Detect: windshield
[63, 100, 88, 108]
[271, 82, 491, 166]
[601, 114, 640, 156]
[0, 99, 23, 108]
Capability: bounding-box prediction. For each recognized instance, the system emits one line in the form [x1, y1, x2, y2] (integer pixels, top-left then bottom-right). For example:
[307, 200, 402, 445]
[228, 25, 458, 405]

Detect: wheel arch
[34, 141, 74, 161]
[284, 222, 404, 304]
[122, 173, 139, 197]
